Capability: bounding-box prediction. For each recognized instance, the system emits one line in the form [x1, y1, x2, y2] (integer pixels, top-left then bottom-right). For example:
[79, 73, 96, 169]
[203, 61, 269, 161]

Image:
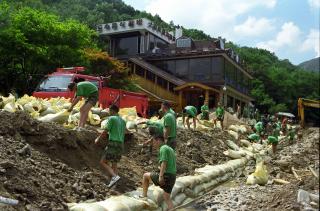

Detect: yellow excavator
[298, 98, 320, 128]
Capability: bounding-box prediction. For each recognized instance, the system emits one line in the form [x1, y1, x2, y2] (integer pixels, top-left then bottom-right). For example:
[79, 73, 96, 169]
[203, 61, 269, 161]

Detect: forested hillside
[1, 0, 319, 117]
[299, 57, 320, 72]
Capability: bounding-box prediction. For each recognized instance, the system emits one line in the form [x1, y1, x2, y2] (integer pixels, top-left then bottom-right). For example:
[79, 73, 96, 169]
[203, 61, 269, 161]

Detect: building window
[114, 36, 138, 56]
[189, 57, 211, 81]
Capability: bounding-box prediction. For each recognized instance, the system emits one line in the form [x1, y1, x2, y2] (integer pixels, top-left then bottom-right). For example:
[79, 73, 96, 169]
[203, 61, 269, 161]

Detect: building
[97, 18, 254, 114]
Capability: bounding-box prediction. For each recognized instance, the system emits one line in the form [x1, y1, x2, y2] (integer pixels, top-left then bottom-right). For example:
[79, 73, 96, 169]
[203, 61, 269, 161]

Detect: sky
[122, 0, 320, 65]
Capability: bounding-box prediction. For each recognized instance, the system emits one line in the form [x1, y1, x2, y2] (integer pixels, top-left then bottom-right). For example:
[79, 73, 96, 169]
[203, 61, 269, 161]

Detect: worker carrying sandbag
[67, 81, 98, 129]
[200, 101, 209, 120]
[213, 102, 224, 129]
[182, 105, 199, 130]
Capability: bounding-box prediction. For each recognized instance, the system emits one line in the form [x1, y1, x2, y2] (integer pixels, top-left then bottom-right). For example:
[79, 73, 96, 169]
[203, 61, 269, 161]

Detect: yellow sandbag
[119, 107, 137, 118]
[2, 93, 15, 104]
[38, 110, 69, 124]
[246, 161, 268, 185]
[68, 112, 80, 125]
[88, 112, 101, 126]
[3, 102, 16, 112]
[40, 107, 57, 116]
[16, 94, 35, 106]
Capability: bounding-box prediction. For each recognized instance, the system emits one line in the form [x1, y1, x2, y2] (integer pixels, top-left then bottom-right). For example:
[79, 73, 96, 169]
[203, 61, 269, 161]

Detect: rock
[18, 144, 31, 156]
[0, 160, 15, 169]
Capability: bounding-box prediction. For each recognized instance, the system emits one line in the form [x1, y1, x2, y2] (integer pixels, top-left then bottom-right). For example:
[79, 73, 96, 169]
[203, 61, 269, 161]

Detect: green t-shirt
[76, 81, 98, 98]
[215, 106, 224, 118]
[159, 145, 176, 174]
[146, 120, 164, 137]
[163, 112, 176, 138]
[254, 121, 263, 133]
[103, 115, 126, 142]
[201, 104, 209, 113]
[184, 106, 197, 117]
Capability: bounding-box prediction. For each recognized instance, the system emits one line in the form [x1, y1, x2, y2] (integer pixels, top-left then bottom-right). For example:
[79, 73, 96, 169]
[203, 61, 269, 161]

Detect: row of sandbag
[68, 157, 249, 211]
[68, 130, 271, 211]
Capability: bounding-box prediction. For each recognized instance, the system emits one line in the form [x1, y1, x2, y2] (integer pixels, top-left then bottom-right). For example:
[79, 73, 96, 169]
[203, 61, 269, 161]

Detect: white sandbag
[40, 107, 57, 116]
[38, 110, 69, 124]
[98, 195, 155, 211]
[193, 184, 206, 195]
[2, 93, 15, 105]
[226, 140, 240, 151]
[238, 125, 247, 134]
[203, 179, 219, 191]
[240, 139, 251, 147]
[252, 143, 263, 152]
[3, 102, 16, 112]
[69, 202, 107, 211]
[228, 125, 239, 133]
[91, 107, 102, 115]
[126, 121, 137, 130]
[23, 103, 36, 113]
[176, 176, 199, 188]
[172, 193, 187, 206]
[170, 181, 185, 198]
[228, 130, 239, 140]
[88, 112, 101, 126]
[223, 149, 246, 159]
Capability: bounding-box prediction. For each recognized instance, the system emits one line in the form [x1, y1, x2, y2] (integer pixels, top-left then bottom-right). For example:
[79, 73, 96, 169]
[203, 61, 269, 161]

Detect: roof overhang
[174, 82, 220, 93]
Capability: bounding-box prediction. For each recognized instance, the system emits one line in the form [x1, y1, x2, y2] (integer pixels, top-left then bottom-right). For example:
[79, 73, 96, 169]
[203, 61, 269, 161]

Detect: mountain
[298, 57, 320, 72]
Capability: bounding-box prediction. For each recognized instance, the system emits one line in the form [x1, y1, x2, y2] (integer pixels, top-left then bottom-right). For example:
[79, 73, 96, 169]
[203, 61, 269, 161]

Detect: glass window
[189, 57, 211, 81]
[115, 36, 138, 56]
[175, 59, 189, 80]
[149, 34, 155, 50]
[36, 75, 72, 92]
[155, 37, 168, 49]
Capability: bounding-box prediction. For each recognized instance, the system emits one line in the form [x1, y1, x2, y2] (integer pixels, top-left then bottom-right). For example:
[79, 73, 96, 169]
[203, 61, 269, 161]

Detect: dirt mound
[0, 111, 232, 210]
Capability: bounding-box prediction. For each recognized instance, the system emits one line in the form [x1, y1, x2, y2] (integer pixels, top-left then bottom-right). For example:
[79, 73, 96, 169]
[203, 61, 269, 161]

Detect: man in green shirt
[136, 119, 164, 155]
[200, 101, 209, 120]
[68, 81, 98, 128]
[213, 102, 225, 129]
[162, 102, 177, 150]
[182, 105, 198, 130]
[94, 105, 126, 188]
[141, 135, 176, 210]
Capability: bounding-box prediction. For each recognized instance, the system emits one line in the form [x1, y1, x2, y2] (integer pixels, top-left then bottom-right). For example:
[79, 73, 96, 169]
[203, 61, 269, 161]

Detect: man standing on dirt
[182, 105, 198, 130]
[200, 101, 210, 120]
[94, 104, 125, 188]
[161, 102, 177, 150]
[213, 102, 224, 129]
[141, 135, 176, 211]
[68, 81, 98, 129]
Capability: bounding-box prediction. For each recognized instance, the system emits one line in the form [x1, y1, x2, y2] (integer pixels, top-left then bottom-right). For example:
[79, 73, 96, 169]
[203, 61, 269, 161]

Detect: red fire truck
[32, 67, 148, 117]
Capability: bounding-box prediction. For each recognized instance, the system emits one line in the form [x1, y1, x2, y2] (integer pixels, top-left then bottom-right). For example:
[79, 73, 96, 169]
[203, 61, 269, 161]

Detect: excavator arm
[298, 98, 320, 128]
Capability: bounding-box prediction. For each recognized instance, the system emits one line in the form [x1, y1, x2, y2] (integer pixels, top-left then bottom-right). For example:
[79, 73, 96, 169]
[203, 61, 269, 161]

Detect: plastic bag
[246, 161, 268, 185]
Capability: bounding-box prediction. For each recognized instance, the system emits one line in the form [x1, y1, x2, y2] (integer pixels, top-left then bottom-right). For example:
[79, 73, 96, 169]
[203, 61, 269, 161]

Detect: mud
[0, 111, 233, 210]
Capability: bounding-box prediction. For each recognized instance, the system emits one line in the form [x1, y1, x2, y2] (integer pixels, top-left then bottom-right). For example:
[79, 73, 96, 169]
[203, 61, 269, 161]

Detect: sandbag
[226, 140, 240, 151]
[40, 107, 57, 116]
[240, 139, 251, 147]
[170, 181, 185, 198]
[223, 149, 246, 159]
[228, 130, 239, 140]
[3, 102, 16, 112]
[126, 121, 137, 130]
[88, 112, 101, 126]
[246, 161, 268, 185]
[38, 110, 69, 124]
[91, 107, 102, 115]
[172, 193, 187, 206]
[69, 202, 107, 211]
